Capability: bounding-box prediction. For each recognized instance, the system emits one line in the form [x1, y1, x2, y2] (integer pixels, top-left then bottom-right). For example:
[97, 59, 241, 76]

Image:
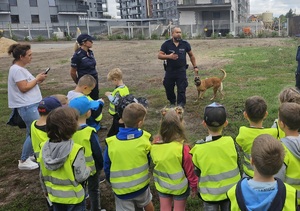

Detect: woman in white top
[7, 43, 47, 170]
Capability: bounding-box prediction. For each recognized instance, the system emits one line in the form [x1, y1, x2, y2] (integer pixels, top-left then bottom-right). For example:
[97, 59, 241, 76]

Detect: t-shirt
[8, 64, 42, 108]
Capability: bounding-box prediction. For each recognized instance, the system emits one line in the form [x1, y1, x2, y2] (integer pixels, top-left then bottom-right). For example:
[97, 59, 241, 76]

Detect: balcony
[0, 3, 10, 13]
[97, 7, 108, 12]
[212, 0, 225, 4]
[96, 0, 107, 3]
[57, 5, 89, 13]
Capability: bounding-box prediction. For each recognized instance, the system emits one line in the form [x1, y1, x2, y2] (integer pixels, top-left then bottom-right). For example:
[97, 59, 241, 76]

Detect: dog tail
[220, 69, 227, 81]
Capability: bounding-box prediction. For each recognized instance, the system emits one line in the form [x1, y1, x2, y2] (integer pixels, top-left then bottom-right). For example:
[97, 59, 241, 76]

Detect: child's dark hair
[8, 43, 31, 64]
[245, 96, 267, 123]
[46, 107, 78, 142]
[159, 109, 187, 143]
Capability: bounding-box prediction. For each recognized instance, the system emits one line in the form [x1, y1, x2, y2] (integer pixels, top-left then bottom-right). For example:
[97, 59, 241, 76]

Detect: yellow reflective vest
[190, 136, 241, 202]
[106, 130, 151, 195]
[227, 178, 297, 211]
[72, 126, 96, 175]
[39, 142, 85, 204]
[236, 127, 278, 177]
[151, 141, 188, 195]
[108, 85, 129, 115]
[282, 138, 300, 205]
[31, 120, 48, 162]
[273, 118, 285, 139]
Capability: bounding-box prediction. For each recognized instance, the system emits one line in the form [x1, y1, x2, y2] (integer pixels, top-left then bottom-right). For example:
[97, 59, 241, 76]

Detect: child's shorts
[158, 187, 190, 200]
[114, 187, 152, 210]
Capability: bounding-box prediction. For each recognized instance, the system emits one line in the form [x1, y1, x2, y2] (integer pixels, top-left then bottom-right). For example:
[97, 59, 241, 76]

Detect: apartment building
[177, 0, 250, 36]
[117, 0, 149, 19]
[151, 0, 178, 23]
[0, 0, 106, 29]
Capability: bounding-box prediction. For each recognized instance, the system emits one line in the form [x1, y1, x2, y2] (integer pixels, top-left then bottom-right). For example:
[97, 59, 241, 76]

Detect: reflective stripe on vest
[40, 142, 85, 204]
[151, 141, 188, 195]
[190, 136, 241, 201]
[282, 142, 300, 205]
[87, 96, 102, 121]
[106, 130, 151, 195]
[31, 120, 48, 163]
[72, 126, 96, 175]
[236, 126, 278, 178]
[108, 86, 129, 115]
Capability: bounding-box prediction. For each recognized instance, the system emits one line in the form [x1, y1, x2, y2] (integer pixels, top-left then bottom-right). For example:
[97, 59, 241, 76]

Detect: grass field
[0, 37, 299, 210]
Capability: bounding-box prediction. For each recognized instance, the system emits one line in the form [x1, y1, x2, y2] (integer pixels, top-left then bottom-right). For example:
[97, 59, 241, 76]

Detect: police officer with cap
[70, 34, 99, 100]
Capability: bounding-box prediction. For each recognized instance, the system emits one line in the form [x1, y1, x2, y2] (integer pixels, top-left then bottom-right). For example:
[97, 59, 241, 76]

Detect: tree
[286, 8, 295, 19]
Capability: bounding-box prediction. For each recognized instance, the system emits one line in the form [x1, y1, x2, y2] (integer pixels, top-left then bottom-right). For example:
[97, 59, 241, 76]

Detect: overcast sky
[250, 0, 299, 17]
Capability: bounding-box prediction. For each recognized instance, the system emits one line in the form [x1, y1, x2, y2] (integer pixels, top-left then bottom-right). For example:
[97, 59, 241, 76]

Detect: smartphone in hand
[44, 68, 51, 74]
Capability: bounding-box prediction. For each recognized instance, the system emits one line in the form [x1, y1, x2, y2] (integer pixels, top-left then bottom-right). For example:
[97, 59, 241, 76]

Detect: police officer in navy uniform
[158, 27, 198, 108]
[70, 34, 99, 100]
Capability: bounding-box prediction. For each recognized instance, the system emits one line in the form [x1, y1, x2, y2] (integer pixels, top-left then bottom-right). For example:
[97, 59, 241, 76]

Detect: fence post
[46, 23, 50, 39]
[149, 22, 151, 38]
[67, 22, 70, 36]
[212, 20, 214, 37]
[28, 24, 31, 39]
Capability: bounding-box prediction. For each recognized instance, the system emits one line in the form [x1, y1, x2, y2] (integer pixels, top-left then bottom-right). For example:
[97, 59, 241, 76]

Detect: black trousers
[163, 67, 188, 107]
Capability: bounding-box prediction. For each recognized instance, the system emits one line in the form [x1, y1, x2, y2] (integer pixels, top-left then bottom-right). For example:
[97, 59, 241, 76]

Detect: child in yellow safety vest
[104, 103, 154, 211]
[39, 107, 91, 210]
[150, 106, 198, 211]
[190, 102, 241, 211]
[227, 134, 298, 211]
[275, 102, 300, 207]
[271, 87, 300, 139]
[236, 96, 278, 178]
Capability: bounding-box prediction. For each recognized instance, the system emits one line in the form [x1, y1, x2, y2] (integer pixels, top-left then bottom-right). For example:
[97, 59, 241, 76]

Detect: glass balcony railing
[57, 5, 89, 13]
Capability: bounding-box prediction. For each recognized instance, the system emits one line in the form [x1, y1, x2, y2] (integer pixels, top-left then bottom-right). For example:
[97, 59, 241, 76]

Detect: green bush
[137, 34, 145, 40]
[226, 33, 234, 39]
[271, 31, 278, 37]
[52, 34, 58, 41]
[211, 33, 218, 39]
[116, 34, 122, 40]
[36, 35, 45, 42]
[122, 34, 130, 40]
[239, 32, 245, 38]
[11, 34, 18, 41]
[65, 35, 72, 41]
[151, 33, 159, 40]
[108, 35, 116, 41]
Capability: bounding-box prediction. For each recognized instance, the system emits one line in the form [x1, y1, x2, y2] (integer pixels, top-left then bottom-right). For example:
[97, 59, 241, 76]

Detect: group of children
[16, 63, 300, 211]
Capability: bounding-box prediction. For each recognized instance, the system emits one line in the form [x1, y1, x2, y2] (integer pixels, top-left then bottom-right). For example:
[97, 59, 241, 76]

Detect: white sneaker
[29, 155, 36, 162]
[18, 158, 39, 170]
[100, 209, 106, 211]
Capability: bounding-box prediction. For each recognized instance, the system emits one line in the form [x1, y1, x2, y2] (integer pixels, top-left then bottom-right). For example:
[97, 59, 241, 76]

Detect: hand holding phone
[44, 68, 51, 74]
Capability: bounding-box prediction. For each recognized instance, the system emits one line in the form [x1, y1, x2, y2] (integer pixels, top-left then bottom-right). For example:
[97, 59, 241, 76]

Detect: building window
[31, 15, 40, 23]
[50, 15, 58, 23]
[9, 0, 17, 6]
[48, 0, 56, 6]
[89, 2, 92, 8]
[11, 15, 19, 23]
[213, 12, 220, 19]
[90, 12, 93, 17]
[29, 0, 38, 7]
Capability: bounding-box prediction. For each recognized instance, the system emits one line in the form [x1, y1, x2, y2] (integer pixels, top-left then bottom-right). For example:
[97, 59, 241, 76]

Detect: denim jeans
[17, 103, 40, 136]
[203, 200, 230, 211]
[88, 170, 101, 211]
[17, 103, 40, 161]
[52, 200, 85, 211]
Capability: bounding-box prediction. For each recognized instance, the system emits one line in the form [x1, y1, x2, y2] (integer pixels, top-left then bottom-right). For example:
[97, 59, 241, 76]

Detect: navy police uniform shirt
[71, 48, 97, 81]
[160, 39, 191, 70]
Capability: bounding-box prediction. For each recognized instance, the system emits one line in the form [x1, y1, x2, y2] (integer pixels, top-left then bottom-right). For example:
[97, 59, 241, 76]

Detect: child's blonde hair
[51, 94, 68, 106]
[107, 68, 123, 81]
[78, 74, 96, 88]
[278, 87, 300, 104]
[159, 108, 187, 144]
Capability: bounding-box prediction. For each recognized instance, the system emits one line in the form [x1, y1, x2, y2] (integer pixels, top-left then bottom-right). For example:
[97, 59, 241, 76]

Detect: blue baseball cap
[69, 96, 99, 115]
[76, 34, 95, 44]
[38, 96, 62, 114]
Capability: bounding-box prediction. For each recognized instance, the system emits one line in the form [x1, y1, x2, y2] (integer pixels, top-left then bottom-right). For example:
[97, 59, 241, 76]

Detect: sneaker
[18, 158, 39, 170]
[29, 155, 36, 162]
[100, 209, 106, 211]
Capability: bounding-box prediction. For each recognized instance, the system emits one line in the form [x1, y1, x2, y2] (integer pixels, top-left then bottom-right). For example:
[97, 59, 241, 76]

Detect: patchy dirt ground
[0, 38, 292, 210]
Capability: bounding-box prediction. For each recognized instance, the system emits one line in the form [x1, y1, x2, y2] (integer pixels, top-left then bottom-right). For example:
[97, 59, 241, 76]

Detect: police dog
[194, 69, 226, 101]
